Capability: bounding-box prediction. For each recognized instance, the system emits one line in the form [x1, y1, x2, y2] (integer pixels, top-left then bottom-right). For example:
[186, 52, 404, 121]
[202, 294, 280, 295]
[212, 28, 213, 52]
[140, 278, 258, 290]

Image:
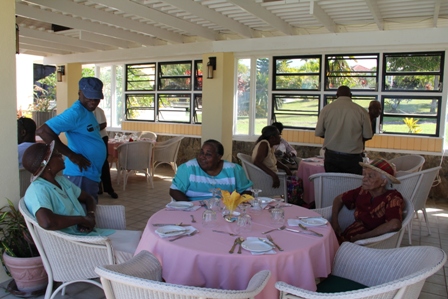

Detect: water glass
[270, 207, 285, 226]
[236, 213, 252, 234]
[250, 189, 262, 215]
[202, 209, 217, 228]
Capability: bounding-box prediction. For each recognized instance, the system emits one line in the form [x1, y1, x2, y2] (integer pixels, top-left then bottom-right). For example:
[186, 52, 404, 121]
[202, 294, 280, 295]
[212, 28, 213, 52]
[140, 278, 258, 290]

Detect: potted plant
[29, 74, 57, 128]
[0, 199, 47, 295]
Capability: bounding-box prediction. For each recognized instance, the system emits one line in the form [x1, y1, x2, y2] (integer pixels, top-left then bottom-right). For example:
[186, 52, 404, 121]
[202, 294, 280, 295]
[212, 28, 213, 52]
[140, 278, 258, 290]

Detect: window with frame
[158, 61, 192, 90]
[272, 94, 320, 129]
[381, 96, 441, 136]
[126, 63, 156, 91]
[125, 94, 155, 121]
[157, 94, 191, 123]
[273, 56, 321, 90]
[383, 51, 444, 92]
[324, 95, 377, 110]
[325, 54, 378, 91]
[125, 60, 202, 124]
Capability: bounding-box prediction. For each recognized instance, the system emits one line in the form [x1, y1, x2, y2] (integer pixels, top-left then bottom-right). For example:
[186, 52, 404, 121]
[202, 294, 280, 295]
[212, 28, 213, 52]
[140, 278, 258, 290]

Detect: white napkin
[155, 226, 197, 238]
[287, 218, 327, 227]
[245, 237, 277, 255]
[165, 206, 201, 212]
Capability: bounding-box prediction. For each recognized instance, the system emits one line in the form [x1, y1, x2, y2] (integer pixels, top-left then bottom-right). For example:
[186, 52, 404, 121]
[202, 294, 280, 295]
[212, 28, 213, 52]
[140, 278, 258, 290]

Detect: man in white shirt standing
[94, 107, 118, 198]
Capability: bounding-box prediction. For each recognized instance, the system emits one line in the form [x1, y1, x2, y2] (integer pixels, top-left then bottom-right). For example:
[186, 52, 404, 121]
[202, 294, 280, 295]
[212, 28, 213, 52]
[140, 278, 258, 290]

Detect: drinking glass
[202, 209, 217, 228]
[209, 188, 221, 211]
[236, 203, 252, 234]
[250, 188, 262, 214]
[270, 207, 285, 225]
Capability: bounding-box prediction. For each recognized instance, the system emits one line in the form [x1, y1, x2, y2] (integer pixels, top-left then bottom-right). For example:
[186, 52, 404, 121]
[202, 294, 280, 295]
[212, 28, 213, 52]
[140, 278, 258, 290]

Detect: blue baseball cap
[79, 77, 104, 99]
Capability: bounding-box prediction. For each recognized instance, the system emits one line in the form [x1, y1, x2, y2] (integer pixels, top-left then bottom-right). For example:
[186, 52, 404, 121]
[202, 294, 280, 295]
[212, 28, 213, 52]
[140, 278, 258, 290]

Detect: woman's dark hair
[272, 122, 283, 134]
[255, 125, 280, 144]
[203, 139, 224, 156]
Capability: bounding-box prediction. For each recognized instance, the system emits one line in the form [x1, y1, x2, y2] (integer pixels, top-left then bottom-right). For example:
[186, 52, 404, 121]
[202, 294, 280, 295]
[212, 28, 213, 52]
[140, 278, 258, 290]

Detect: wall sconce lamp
[207, 57, 216, 79]
[56, 65, 65, 82]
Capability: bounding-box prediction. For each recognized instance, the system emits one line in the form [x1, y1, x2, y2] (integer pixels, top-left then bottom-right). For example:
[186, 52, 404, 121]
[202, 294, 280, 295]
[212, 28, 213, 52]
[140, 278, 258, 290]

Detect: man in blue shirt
[36, 77, 106, 202]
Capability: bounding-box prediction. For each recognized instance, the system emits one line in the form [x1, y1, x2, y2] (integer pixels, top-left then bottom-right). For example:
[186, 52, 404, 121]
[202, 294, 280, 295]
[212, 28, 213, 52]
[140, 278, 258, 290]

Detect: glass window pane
[325, 95, 376, 110]
[383, 52, 444, 91]
[125, 94, 154, 121]
[383, 97, 438, 116]
[382, 116, 437, 135]
[158, 62, 192, 90]
[236, 59, 250, 135]
[273, 95, 319, 128]
[193, 95, 202, 124]
[325, 54, 378, 91]
[158, 94, 190, 123]
[274, 56, 320, 90]
[194, 60, 203, 91]
[126, 64, 155, 91]
[255, 58, 269, 134]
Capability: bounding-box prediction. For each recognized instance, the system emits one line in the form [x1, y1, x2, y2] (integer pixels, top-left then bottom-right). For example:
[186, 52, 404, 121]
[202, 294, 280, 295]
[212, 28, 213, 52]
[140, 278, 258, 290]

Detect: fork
[190, 215, 197, 223]
[169, 230, 197, 242]
[237, 237, 244, 254]
[262, 225, 286, 235]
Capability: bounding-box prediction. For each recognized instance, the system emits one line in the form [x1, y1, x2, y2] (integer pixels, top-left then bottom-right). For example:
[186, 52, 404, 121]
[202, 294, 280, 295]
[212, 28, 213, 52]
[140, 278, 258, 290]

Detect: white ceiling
[16, 0, 448, 58]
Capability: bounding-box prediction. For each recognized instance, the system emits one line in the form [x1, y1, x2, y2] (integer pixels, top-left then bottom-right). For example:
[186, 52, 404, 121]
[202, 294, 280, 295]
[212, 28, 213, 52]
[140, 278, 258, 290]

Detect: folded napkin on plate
[245, 237, 276, 255]
[287, 218, 327, 227]
[165, 206, 201, 212]
[155, 226, 197, 238]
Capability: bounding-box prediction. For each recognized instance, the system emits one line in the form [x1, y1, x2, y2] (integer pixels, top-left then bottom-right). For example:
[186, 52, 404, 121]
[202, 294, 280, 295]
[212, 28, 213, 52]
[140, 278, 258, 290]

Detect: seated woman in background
[252, 125, 304, 206]
[170, 139, 253, 201]
[331, 158, 404, 244]
[252, 125, 293, 188]
[22, 142, 141, 263]
[271, 122, 300, 168]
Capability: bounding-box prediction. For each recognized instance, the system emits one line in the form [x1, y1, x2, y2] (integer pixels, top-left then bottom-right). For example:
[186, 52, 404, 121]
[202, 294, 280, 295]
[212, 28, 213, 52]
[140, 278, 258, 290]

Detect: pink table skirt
[135, 204, 339, 299]
[297, 158, 325, 204]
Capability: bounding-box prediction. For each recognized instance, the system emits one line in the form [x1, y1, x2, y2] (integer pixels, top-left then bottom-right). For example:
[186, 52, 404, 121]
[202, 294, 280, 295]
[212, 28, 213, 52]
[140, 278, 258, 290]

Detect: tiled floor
[1, 165, 447, 298]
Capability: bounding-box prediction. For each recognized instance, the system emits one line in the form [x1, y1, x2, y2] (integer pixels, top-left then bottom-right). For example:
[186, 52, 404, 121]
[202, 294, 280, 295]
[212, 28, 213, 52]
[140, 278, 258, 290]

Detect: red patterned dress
[341, 186, 404, 241]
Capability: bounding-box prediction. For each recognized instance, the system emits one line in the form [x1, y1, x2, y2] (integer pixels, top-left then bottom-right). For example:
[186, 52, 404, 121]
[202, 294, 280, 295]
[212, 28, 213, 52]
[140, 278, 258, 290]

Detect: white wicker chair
[313, 198, 413, 249]
[117, 141, 154, 190]
[389, 155, 425, 177]
[309, 172, 363, 208]
[275, 242, 446, 299]
[96, 250, 271, 299]
[19, 167, 32, 198]
[138, 131, 157, 141]
[394, 167, 441, 243]
[152, 136, 184, 175]
[18, 198, 127, 299]
[237, 153, 288, 198]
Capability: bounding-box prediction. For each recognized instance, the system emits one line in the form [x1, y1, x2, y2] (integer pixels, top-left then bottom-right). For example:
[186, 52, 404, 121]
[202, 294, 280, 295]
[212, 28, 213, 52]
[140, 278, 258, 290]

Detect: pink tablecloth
[134, 204, 339, 299]
[297, 158, 325, 204]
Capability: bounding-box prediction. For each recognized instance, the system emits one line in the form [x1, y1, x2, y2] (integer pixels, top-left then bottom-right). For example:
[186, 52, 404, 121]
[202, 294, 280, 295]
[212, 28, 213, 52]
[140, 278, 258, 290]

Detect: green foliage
[82, 67, 95, 77]
[0, 199, 38, 258]
[30, 73, 57, 112]
[403, 117, 422, 133]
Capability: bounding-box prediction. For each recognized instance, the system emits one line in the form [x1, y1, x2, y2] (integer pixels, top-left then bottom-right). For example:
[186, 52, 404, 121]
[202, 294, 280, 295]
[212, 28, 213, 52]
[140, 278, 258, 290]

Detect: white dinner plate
[155, 225, 186, 237]
[259, 197, 274, 204]
[299, 218, 328, 227]
[166, 201, 194, 210]
[241, 239, 273, 252]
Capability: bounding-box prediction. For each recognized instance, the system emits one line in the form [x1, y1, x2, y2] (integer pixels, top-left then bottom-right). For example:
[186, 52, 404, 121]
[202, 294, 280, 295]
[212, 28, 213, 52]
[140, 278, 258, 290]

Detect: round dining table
[134, 202, 339, 299]
[297, 158, 325, 205]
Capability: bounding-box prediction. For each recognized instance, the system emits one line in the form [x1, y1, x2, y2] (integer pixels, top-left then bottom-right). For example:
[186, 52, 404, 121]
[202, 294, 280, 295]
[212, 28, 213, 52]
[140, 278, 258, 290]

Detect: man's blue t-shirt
[46, 100, 106, 182]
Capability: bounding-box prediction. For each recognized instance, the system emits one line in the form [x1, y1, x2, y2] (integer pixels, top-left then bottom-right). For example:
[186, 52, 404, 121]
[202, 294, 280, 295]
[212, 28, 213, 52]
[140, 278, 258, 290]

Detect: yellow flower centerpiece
[221, 190, 253, 215]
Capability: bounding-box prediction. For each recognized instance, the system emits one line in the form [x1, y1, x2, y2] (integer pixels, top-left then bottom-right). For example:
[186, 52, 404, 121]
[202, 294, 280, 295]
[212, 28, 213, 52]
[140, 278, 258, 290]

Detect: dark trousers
[324, 149, 363, 175]
[99, 136, 114, 193]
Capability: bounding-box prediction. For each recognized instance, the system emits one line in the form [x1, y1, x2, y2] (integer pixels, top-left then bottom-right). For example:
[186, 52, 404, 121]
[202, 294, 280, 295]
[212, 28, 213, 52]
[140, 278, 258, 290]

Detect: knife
[297, 216, 323, 220]
[153, 223, 187, 227]
[162, 229, 188, 235]
[299, 224, 324, 237]
[258, 238, 275, 249]
[285, 228, 320, 236]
